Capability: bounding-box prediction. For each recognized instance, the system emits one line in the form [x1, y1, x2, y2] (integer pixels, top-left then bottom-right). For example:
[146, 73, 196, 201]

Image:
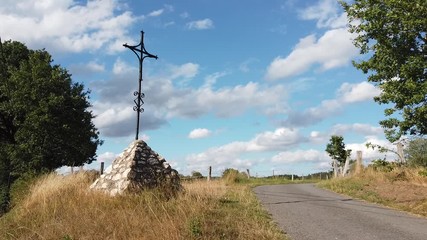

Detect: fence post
[208, 166, 212, 181]
[246, 169, 250, 179]
[356, 151, 363, 174]
[291, 174, 294, 181]
[100, 162, 105, 175]
[396, 142, 405, 163]
[333, 160, 338, 178]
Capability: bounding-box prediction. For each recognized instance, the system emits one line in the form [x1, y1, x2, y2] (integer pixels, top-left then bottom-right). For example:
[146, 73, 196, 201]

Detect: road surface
[254, 184, 427, 240]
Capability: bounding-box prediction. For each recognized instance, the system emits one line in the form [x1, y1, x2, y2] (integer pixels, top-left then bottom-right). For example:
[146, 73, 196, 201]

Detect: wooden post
[207, 166, 212, 181]
[291, 174, 294, 181]
[342, 156, 350, 177]
[333, 160, 338, 178]
[246, 169, 250, 179]
[100, 162, 105, 175]
[356, 151, 363, 174]
[396, 142, 405, 163]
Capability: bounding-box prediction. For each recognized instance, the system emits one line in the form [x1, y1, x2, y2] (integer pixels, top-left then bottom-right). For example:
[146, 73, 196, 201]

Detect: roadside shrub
[222, 168, 248, 184]
[369, 159, 395, 172]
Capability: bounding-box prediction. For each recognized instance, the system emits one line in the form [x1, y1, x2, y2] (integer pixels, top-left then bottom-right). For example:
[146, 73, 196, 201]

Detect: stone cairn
[90, 140, 181, 196]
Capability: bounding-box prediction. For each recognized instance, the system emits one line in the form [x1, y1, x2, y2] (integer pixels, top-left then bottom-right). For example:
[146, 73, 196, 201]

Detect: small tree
[191, 171, 203, 179]
[325, 135, 351, 167]
[405, 138, 427, 167]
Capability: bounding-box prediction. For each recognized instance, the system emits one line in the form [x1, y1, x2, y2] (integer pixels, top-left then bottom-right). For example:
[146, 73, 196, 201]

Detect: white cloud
[265, 28, 358, 80]
[170, 63, 199, 79]
[271, 149, 329, 164]
[148, 9, 164, 17]
[283, 82, 379, 127]
[92, 61, 288, 137]
[98, 151, 118, 163]
[188, 128, 212, 139]
[251, 128, 306, 151]
[346, 136, 397, 163]
[331, 123, 383, 136]
[69, 60, 105, 76]
[338, 81, 381, 103]
[0, 0, 137, 53]
[186, 18, 214, 30]
[186, 128, 306, 172]
[298, 0, 347, 29]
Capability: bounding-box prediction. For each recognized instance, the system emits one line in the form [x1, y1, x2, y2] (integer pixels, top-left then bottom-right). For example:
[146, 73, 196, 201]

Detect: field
[0, 172, 288, 240]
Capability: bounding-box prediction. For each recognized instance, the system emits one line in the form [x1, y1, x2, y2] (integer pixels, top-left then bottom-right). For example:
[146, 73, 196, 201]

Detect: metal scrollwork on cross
[123, 31, 158, 140]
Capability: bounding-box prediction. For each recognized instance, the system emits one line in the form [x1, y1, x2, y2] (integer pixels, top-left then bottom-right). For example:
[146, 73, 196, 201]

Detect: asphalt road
[254, 184, 427, 240]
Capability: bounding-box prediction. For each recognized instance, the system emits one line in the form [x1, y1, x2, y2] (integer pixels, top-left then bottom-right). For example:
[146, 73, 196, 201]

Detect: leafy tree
[222, 168, 239, 178]
[405, 138, 427, 167]
[325, 135, 351, 167]
[342, 0, 427, 142]
[0, 40, 101, 214]
[191, 171, 203, 178]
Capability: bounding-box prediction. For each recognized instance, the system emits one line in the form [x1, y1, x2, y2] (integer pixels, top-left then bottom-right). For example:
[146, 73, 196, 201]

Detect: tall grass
[0, 172, 286, 240]
[319, 167, 427, 217]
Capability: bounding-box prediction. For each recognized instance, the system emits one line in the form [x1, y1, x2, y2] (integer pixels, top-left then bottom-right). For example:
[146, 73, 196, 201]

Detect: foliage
[405, 137, 427, 167]
[221, 168, 248, 184]
[0, 40, 101, 214]
[365, 141, 405, 162]
[342, 0, 427, 142]
[191, 171, 203, 179]
[369, 159, 395, 172]
[325, 135, 351, 167]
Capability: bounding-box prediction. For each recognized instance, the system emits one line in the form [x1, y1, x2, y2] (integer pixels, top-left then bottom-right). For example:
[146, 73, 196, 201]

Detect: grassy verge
[318, 167, 427, 217]
[0, 172, 287, 240]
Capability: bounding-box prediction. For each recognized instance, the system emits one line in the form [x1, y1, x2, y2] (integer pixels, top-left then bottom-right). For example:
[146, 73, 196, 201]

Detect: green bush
[370, 159, 395, 172]
[221, 168, 248, 184]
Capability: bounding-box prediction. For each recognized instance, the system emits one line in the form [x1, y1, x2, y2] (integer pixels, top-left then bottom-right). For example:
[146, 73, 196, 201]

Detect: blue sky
[0, 0, 398, 176]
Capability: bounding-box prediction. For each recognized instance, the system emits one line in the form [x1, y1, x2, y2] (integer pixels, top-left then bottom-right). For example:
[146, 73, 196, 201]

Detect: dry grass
[0, 172, 286, 240]
[318, 167, 427, 217]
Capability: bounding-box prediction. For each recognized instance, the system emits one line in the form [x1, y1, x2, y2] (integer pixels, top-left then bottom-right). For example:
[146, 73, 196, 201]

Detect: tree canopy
[0, 39, 101, 214]
[342, 0, 427, 142]
[325, 135, 351, 167]
[405, 137, 427, 167]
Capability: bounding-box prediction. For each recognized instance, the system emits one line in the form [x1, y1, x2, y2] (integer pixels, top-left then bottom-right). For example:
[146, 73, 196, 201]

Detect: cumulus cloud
[265, 0, 355, 80]
[331, 123, 383, 136]
[271, 149, 329, 164]
[186, 128, 307, 172]
[298, 0, 347, 29]
[337, 81, 381, 103]
[0, 0, 138, 53]
[186, 18, 214, 30]
[188, 128, 212, 139]
[92, 60, 288, 137]
[69, 60, 105, 76]
[282, 81, 380, 127]
[265, 28, 358, 80]
[346, 136, 397, 163]
[170, 63, 199, 79]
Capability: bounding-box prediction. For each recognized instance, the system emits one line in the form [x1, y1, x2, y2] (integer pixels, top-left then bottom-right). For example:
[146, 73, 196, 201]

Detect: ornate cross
[123, 31, 158, 140]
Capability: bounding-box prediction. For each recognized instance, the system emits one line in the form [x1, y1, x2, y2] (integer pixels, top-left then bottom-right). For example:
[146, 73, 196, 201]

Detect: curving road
[254, 184, 427, 240]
